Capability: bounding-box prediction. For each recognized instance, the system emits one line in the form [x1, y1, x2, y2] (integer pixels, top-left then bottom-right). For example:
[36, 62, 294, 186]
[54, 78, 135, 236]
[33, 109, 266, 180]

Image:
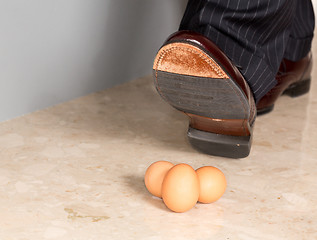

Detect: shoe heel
[283, 78, 311, 97]
[187, 127, 252, 158]
[186, 114, 252, 158]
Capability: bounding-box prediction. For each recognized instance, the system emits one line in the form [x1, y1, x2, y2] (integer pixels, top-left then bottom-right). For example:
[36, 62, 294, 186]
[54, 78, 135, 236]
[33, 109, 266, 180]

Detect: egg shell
[144, 161, 174, 198]
[196, 166, 226, 203]
[162, 163, 200, 213]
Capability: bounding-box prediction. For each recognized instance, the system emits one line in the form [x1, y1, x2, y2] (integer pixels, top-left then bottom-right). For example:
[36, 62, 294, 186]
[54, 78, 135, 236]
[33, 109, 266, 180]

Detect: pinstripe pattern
[179, 0, 315, 102]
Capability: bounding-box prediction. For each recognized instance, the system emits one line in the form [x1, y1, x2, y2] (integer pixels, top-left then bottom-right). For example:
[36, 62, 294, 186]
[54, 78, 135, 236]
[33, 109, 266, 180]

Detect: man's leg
[284, 0, 315, 62]
[152, 0, 314, 158]
[256, 0, 315, 113]
[179, 0, 303, 102]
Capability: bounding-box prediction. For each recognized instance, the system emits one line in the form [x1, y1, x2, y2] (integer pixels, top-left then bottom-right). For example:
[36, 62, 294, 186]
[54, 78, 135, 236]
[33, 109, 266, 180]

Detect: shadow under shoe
[153, 31, 256, 158]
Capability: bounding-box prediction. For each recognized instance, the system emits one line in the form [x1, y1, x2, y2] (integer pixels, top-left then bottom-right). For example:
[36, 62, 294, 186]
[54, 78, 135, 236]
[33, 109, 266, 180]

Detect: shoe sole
[153, 41, 253, 158]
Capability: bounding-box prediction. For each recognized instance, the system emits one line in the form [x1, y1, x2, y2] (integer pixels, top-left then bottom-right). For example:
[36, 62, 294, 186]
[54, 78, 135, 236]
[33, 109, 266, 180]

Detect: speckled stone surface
[1, 55, 317, 240]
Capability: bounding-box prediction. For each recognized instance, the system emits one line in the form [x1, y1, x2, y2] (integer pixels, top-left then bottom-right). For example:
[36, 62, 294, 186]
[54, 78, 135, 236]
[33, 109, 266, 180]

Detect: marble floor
[1, 39, 317, 240]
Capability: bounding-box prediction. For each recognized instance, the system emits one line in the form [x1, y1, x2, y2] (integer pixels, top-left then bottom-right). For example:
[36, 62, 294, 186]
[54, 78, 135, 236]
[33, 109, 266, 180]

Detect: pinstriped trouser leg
[179, 0, 315, 102]
[284, 0, 315, 61]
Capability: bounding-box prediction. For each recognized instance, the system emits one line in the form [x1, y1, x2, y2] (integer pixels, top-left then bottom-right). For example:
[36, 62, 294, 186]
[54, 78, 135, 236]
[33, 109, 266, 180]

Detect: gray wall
[0, 0, 187, 122]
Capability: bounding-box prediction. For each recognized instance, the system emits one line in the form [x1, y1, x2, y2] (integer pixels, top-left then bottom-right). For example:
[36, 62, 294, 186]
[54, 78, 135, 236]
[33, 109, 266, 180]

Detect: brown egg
[196, 166, 226, 203]
[161, 163, 200, 213]
[144, 161, 174, 198]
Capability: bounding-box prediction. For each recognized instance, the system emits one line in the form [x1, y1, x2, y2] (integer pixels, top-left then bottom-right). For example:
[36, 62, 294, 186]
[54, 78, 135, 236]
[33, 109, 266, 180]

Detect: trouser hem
[284, 35, 314, 61]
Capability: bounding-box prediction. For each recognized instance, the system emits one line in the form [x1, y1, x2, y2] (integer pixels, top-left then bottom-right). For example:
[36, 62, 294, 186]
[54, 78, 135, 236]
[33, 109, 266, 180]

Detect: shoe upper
[256, 52, 312, 111]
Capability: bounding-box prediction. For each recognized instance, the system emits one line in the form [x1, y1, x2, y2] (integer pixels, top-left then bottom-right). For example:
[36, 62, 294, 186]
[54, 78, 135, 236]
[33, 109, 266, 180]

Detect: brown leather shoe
[257, 53, 312, 115]
[153, 31, 256, 158]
